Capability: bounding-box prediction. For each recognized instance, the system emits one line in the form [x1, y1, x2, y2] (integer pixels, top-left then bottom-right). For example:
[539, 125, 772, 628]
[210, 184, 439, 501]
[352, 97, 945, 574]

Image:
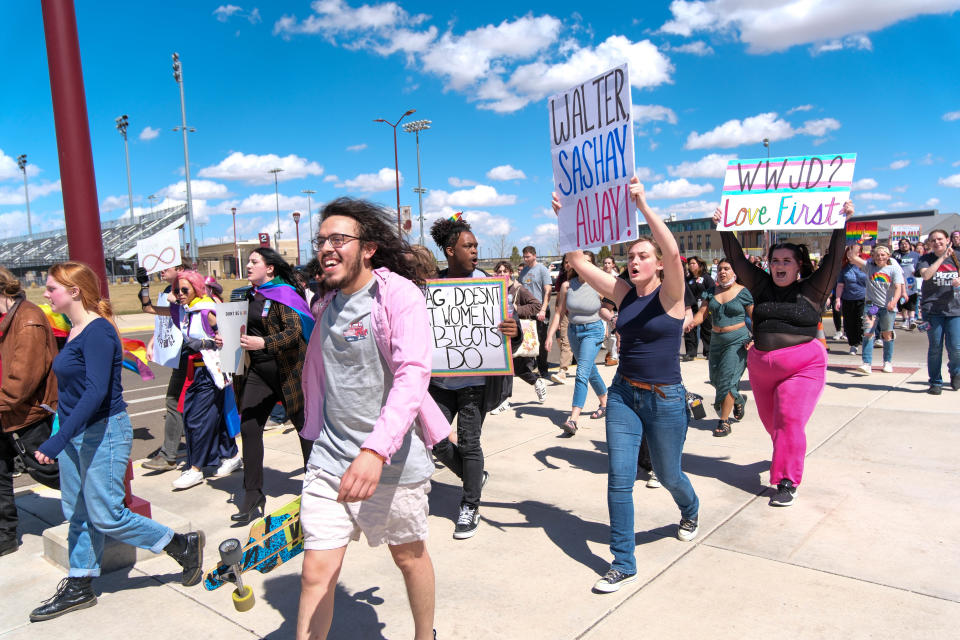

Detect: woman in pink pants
[714, 201, 855, 506]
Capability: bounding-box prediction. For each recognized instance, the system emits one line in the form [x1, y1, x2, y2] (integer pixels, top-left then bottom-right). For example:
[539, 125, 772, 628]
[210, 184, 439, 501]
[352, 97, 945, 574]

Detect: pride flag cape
[38, 304, 71, 338]
[253, 279, 315, 340]
[121, 337, 155, 381]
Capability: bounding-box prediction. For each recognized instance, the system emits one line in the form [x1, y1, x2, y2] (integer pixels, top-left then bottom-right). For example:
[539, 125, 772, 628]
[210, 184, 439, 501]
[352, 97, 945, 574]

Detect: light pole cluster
[115, 114, 135, 222]
[269, 167, 284, 250]
[402, 119, 431, 246]
[374, 109, 415, 236]
[172, 52, 198, 265]
[301, 189, 316, 250]
[16, 154, 31, 236]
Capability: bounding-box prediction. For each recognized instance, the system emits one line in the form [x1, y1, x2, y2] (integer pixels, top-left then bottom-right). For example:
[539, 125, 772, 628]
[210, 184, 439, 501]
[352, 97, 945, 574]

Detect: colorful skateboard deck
[203, 496, 304, 591]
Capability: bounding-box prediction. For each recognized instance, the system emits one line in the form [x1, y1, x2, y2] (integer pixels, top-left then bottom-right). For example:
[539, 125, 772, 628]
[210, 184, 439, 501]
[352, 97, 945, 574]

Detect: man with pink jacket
[297, 198, 448, 640]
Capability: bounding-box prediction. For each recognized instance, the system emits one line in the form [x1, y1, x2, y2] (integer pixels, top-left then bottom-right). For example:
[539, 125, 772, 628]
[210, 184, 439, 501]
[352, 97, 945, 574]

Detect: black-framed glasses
[313, 233, 360, 249]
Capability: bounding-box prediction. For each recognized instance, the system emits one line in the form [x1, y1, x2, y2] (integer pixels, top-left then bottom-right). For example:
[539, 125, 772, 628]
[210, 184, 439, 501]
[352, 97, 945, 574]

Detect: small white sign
[215, 301, 249, 375]
[137, 229, 182, 275]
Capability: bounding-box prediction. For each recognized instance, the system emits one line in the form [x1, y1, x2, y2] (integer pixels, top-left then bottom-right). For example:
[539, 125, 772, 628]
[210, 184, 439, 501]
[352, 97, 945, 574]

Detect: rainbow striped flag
[449, 211, 463, 222]
[38, 304, 71, 338]
[121, 337, 155, 381]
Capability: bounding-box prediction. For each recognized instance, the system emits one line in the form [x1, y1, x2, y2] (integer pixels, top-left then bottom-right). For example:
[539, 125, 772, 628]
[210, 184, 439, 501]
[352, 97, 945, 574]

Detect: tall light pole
[269, 167, 284, 249]
[115, 114, 135, 222]
[301, 189, 315, 250]
[172, 52, 198, 266]
[374, 109, 415, 236]
[148, 193, 158, 212]
[292, 211, 302, 265]
[231, 206, 240, 277]
[403, 119, 430, 246]
[16, 154, 31, 235]
[763, 138, 770, 158]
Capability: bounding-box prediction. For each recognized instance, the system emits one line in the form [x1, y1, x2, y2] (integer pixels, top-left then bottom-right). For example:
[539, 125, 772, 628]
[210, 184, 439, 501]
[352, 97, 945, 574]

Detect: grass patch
[24, 278, 251, 315]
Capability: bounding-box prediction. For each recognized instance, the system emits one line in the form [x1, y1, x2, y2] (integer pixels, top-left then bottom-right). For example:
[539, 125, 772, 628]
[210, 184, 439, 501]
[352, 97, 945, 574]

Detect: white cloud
[663, 40, 714, 56]
[274, 0, 426, 37]
[0, 211, 29, 238]
[668, 153, 736, 178]
[198, 151, 324, 184]
[892, 185, 909, 193]
[426, 184, 516, 208]
[139, 126, 160, 141]
[0, 149, 40, 181]
[518, 222, 559, 253]
[857, 192, 892, 201]
[920, 153, 934, 165]
[939, 174, 960, 188]
[346, 143, 367, 152]
[100, 195, 130, 212]
[926, 197, 941, 207]
[944, 111, 960, 121]
[851, 178, 878, 191]
[158, 179, 233, 200]
[889, 159, 910, 170]
[650, 199, 718, 220]
[632, 104, 678, 125]
[323, 175, 338, 183]
[448, 177, 478, 188]
[338, 167, 402, 192]
[423, 206, 513, 241]
[786, 104, 814, 115]
[659, 0, 960, 54]
[634, 166, 663, 182]
[221, 192, 309, 215]
[213, 5, 242, 22]
[685, 112, 840, 149]
[646, 178, 714, 200]
[0, 180, 61, 205]
[810, 35, 872, 55]
[486, 165, 526, 181]
[797, 118, 841, 136]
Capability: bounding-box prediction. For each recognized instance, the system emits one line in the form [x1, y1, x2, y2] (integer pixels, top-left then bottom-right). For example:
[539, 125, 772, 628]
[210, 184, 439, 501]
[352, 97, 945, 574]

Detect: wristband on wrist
[360, 447, 386, 464]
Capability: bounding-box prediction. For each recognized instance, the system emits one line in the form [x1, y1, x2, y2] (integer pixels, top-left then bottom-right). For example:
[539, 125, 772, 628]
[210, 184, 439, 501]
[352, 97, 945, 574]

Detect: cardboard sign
[215, 302, 248, 375]
[426, 277, 513, 377]
[890, 224, 921, 244]
[136, 229, 182, 275]
[550, 63, 636, 253]
[718, 153, 857, 231]
[846, 220, 878, 247]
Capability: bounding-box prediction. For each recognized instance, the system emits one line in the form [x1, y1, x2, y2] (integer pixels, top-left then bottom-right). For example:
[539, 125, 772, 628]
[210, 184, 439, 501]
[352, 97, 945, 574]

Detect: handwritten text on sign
[550, 63, 636, 253]
[718, 153, 857, 232]
[426, 278, 513, 377]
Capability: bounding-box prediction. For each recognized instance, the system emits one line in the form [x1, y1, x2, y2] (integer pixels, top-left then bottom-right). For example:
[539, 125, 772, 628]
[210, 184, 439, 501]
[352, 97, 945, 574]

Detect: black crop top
[720, 227, 846, 352]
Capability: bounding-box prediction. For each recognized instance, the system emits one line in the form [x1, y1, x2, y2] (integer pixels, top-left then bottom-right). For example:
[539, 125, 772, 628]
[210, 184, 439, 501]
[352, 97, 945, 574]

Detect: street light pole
[172, 52, 198, 266]
[16, 154, 32, 235]
[231, 206, 240, 277]
[148, 193, 158, 212]
[301, 189, 315, 249]
[374, 109, 415, 236]
[402, 119, 431, 246]
[115, 114, 135, 222]
[269, 167, 284, 250]
[292, 211, 301, 265]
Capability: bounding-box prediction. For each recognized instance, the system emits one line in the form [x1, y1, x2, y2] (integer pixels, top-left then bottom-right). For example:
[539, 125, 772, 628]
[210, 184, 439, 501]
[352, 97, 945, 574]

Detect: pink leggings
[747, 340, 827, 486]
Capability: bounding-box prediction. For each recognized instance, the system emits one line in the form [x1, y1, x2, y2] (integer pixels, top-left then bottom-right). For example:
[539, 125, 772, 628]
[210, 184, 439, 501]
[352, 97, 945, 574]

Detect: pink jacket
[300, 268, 451, 463]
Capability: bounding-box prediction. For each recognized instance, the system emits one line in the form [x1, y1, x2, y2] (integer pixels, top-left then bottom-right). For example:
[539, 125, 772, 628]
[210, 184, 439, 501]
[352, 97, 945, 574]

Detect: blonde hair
[48, 262, 119, 334]
[0, 266, 23, 298]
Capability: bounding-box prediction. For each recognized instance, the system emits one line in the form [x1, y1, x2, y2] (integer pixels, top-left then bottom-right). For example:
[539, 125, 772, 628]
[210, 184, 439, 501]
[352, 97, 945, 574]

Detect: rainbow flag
[449, 211, 463, 222]
[38, 304, 71, 338]
[121, 337, 155, 381]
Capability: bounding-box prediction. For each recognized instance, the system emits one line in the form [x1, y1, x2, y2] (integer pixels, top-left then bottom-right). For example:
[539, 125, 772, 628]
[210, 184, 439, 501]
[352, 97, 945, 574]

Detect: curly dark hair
[251, 247, 305, 297]
[430, 216, 472, 254]
[318, 197, 421, 284]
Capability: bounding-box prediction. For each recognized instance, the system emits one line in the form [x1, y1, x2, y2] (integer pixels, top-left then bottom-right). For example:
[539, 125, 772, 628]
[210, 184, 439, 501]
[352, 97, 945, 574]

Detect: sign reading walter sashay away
[549, 63, 636, 253]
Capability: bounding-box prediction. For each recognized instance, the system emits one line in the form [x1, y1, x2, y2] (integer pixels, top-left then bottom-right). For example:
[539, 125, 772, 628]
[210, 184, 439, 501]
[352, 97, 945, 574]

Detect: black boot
[165, 531, 205, 586]
[30, 577, 97, 622]
[231, 491, 266, 524]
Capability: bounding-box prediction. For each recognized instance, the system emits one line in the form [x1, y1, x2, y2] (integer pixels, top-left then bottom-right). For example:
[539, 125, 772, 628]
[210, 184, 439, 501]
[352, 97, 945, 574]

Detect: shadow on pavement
[261, 573, 387, 639]
[680, 453, 768, 495]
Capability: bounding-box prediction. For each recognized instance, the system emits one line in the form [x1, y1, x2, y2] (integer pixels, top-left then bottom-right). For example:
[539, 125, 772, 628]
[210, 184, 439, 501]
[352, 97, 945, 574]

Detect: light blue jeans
[567, 320, 607, 409]
[862, 307, 895, 365]
[926, 314, 960, 387]
[58, 412, 173, 577]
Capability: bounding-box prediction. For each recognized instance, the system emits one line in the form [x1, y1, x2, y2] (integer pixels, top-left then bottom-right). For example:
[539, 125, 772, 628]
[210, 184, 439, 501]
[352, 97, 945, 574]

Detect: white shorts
[301, 465, 431, 551]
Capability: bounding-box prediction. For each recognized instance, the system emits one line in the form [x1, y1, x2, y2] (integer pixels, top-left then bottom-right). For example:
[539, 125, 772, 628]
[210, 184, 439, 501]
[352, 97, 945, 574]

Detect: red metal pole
[41, 0, 108, 295]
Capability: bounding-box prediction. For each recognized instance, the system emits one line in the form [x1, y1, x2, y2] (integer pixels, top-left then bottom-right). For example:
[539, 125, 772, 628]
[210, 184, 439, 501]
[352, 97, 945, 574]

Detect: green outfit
[703, 287, 754, 414]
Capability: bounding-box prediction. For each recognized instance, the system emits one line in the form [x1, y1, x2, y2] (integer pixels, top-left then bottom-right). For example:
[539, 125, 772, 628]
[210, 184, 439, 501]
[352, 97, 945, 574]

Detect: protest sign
[136, 229, 182, 275]
[846, 220, 878, 247]
[890, 224, 921, 244]
[215, 302, 248, 375]
[426, 277, 513, 377]
[717, 153, 857, 232]
[151, 293, 182, 367]
[549, 63, 636, 253]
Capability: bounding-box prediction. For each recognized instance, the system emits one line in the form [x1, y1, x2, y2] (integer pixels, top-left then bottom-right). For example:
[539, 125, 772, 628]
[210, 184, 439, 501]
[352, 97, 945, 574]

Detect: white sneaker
[548, 372, 566, 385]
[857, 363, 872, 374]
[172, 468, 204, 490]
[534, 378, 547, 403]
[849, 347, 858, 356]
[646, 471, 661, 489]
[882, 362, 894, 373]
[832, 332, 844, 340]
[489, 400, 511, 415]
[214, 452, 242, 477]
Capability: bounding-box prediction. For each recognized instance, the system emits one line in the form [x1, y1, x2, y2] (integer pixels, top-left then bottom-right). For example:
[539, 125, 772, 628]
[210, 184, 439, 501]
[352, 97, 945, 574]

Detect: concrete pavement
[3, 345, 958, 639]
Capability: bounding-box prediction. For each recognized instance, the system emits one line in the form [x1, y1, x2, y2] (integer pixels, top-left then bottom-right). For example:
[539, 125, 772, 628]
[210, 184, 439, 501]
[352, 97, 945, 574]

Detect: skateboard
[203, 496, 304, 611]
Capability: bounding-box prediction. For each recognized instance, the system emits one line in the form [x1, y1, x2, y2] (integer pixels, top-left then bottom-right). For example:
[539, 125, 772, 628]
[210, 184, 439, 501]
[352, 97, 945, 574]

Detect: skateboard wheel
[219, 538, 242, 566]
[232, 585, 255, 612]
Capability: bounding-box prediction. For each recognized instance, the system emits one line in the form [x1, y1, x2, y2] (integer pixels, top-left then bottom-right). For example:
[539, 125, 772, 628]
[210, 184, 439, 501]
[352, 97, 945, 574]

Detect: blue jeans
[862, 307, 895, 365]
[925, 314, 960, 387]
[58, 412, 173, 577]
[567, 320, 607, 409]
[605, 377, 699, 574]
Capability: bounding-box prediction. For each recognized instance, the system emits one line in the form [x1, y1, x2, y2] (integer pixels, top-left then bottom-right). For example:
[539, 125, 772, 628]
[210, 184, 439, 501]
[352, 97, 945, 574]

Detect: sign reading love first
[426, 277, 513, 377]
[137, 228, 182, 275]
[717, 153, 857, 232]
[549, 63, 636, 253]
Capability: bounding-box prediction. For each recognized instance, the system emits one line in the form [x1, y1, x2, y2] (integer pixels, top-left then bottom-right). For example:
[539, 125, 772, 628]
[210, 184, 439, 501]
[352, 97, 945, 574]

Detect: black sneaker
[30, 577, 97, 622]
[677, 515, 699, 541]
[481, 470, 490, 490]
[593, 568, 638, 593]
[165, 530, 205, 586]
[928, 385, 942, 396]
[0, 537, 18, 557]
[952, 374, 960, 392]
[769, 480, 797, 507]
[453, 504, 479, 540]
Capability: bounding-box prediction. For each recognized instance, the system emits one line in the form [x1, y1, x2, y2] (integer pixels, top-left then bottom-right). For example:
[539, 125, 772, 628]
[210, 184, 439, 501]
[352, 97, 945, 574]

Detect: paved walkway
[3, 351, 958, 639]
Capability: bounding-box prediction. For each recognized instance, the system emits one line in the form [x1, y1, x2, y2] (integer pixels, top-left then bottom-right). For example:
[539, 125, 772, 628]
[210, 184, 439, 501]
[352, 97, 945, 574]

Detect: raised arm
[551, 193, 626, 302]
[803, 201, 854, 303]
[629, 178, 684, 311]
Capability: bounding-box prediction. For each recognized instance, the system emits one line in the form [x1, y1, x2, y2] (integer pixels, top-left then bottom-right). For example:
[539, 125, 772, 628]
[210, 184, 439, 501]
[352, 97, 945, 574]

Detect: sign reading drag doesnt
[426, 277, 514, 376]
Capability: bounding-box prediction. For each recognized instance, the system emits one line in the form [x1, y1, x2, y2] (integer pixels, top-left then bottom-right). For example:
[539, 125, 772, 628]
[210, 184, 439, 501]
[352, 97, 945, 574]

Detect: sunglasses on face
[313, 233, 360, 249]
[177, 287, 192, 295]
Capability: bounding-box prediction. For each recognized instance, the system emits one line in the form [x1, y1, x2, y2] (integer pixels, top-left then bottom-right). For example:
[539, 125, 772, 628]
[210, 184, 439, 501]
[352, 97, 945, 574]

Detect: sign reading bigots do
[717, 153, 857, 232]
[426, 277, 514, 377]
[549, 63, 636, 253]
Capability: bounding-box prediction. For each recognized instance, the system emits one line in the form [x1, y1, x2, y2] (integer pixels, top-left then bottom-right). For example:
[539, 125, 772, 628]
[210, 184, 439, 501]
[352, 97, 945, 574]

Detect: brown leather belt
[713, 321, 746, 334]
[620, 375, 667, 398]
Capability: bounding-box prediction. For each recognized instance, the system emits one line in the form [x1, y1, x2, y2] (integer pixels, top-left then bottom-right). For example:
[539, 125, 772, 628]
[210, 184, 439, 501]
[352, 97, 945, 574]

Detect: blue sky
[2, 1, 959, 259]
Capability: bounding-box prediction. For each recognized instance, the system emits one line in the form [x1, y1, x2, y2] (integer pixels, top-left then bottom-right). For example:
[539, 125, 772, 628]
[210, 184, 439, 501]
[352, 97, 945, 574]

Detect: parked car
[548, 260, 563, 285]
[230, 285, 252, 302]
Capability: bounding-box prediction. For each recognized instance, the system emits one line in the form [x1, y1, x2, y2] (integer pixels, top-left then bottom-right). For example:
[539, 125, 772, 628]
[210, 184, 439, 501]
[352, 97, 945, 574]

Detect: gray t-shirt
[564, 277, 601, 325]
[864, 261, 904, 306]
[519, 262, 551, 304]
[309, 278, 433, 484]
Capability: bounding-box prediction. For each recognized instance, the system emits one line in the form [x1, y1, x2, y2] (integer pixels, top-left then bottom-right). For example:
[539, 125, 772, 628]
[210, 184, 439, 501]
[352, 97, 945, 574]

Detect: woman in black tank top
[553, 178, 700, 593]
